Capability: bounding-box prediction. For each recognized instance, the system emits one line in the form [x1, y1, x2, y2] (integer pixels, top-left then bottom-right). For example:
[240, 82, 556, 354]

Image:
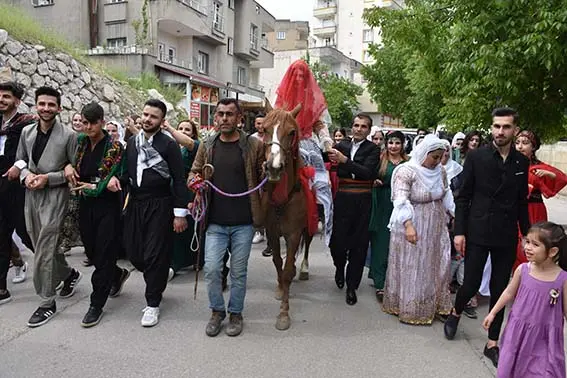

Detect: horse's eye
[289, 130, 296, 136]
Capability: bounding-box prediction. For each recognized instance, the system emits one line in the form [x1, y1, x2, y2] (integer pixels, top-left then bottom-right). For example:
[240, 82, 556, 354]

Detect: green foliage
[127, 72, 185, 105]
[308, 60, 363, 129]
[363, 0, 567, 141]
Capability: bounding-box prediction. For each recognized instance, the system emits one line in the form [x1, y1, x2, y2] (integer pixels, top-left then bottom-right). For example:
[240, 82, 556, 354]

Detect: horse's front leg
[276, 231, 301, 331]
[299, 230, 313, 281]
[267, 226, 284, 300]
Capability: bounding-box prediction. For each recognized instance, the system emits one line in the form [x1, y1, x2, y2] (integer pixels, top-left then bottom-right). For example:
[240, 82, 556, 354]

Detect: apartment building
[260, 19, 361, 120]
[10, 0, 276, 128]
[311, 0, 404, 126]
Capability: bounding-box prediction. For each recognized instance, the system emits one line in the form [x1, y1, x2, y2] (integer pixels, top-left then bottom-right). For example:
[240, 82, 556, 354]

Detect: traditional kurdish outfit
[16, 120, 78, 307]
[383, 135, 454, 324]
[75, 132, 127, 310]
[171, 140, 200, 273]
[274, 60, 333, 244]
[122, 131, 188, 309]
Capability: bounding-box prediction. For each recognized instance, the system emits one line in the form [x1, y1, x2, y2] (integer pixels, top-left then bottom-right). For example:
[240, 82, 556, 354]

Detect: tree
[308, 60, 363, 129]
[363, 0, 567, 141]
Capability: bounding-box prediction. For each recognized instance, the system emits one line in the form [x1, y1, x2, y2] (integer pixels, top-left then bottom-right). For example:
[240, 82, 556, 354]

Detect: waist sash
[338, 178, 373, 194]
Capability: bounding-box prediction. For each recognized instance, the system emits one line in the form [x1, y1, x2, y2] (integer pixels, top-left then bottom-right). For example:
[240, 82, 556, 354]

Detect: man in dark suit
[328, 114, 380, 305]
[444, 107, 530, 368]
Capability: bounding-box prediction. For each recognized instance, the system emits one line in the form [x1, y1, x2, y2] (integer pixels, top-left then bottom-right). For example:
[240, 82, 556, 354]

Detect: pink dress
[498, 263, 567, 378]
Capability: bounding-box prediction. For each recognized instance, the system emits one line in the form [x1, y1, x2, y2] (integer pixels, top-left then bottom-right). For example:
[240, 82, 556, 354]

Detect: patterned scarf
[135, 131, 170, 186]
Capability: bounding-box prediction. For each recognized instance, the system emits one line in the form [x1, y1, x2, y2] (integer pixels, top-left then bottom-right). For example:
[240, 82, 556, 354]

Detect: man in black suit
[328, 114, 380, 305]
[444, 107, 530, 368]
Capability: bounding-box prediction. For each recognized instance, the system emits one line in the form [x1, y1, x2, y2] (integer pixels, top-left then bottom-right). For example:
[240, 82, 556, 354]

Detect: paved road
[0, 197, 564, 378]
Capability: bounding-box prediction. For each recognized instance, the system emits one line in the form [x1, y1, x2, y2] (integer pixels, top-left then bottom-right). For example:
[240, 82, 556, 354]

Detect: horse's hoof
[298, 272, 309, 281]
[275, 288, 284, 301]
[275, 315, 291, 331]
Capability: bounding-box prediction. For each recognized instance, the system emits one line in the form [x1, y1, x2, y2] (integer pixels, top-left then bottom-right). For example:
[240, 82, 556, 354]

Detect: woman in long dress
[383, 134, 455, 324]
[369, 131, 408, 301]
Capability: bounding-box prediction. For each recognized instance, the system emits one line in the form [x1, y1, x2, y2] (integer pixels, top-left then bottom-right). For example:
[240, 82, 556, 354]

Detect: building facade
[10, 0, 275, 129]
[311, 0, 404, 126]
[260, 19, 361, 125]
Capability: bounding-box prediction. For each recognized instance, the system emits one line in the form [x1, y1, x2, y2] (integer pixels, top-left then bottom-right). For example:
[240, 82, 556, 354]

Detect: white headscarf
[441, 139, 463, 182]
[451, 132, 465, 148]
[405, 134, 447, 192]
[106, 121, 125, 144]
[367, 125, 383, 142]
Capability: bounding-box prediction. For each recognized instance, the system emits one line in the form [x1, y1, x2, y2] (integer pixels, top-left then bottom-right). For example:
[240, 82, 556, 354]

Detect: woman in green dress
[161, 120, 201, 280]
[369, 131, 408, 301]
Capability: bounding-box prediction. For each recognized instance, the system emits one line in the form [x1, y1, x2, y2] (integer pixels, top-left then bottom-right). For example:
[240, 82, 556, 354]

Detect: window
[228, 0, 234, 9]
[250, 24, 259, 50]
[324, 37, 333, 46]
[237, 66, 246, 86]
[168, 47, 176, 63]
[363, 29, 373, 43]
[198, 51, 209, 74]
[276, 31, 286, 40]
[33, 0, 54, 6]
[363, 50, 372, 62]
[227, 37, 234, 55]
[213, 2, 224, 33]
[108, 0, 124, 3]
[107, 38, 127, 48]
[157, 43, 165, 60]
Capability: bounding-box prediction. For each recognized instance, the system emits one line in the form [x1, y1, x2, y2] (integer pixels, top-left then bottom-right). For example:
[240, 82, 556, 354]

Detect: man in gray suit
[6, 86, 82, 327]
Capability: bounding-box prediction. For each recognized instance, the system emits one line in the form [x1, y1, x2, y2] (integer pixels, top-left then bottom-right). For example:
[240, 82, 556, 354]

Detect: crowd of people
[1, 60, 567, 376]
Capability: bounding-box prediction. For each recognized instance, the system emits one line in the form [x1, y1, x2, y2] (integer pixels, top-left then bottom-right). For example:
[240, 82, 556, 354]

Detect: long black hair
[529, 222, 567, 271]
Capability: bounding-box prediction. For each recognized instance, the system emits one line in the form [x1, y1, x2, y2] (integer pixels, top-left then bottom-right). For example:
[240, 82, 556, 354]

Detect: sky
[256, 0, 312, 21]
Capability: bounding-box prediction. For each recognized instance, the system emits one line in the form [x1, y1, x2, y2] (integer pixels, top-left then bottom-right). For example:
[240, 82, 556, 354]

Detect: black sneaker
[483, 344, 499, 368]
[59, 269, 83, 298]
[109, 268, 130, 298]
[0, 290, 12, 305]
[463, 305, 478, 319]
[262, 246, 272, 257]
[205, 311, 226, 337]
[81, 306, 103, 328]
[28, 303, 57, 328]
[443, 312, 460, 340]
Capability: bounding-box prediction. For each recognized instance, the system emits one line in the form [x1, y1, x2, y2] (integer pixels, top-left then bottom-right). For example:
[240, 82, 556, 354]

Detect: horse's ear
[291, 103, 302, 118]
[264, 98, 273, 113]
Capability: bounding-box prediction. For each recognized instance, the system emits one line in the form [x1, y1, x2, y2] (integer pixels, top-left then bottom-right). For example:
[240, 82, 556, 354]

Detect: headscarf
[406, 134, 447, 191]
[387, 130, 405, 143]
[517, 130, 541, 152]
[451, 132, 465, 148]
[105, 120, 125, 144]
[441, 139, 463, 181]
[275, 60, 327, 140]
[367, 125, 383, 142]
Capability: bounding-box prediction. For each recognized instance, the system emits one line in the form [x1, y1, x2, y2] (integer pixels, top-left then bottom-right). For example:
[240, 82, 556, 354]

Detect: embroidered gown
[382, 165, 453, 324]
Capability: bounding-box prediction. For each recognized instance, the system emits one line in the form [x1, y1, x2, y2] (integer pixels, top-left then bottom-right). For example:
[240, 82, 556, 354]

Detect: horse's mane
[264, 108, 300, 134]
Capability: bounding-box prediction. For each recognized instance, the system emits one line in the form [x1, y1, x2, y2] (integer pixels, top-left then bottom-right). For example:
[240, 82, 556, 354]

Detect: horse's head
[263, 104, 301, 183]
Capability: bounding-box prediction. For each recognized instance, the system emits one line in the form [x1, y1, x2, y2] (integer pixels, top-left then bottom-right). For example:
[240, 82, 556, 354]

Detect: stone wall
[0, 29, 176, 124]
[537, 141, 567, 196]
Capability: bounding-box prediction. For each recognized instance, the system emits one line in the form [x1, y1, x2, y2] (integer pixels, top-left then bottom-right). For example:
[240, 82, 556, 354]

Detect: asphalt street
[0, 196, 565, 378]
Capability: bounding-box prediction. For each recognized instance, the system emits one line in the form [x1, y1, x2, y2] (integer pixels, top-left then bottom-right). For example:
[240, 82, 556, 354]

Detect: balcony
[212, 13, 225, 37]
[104, 0, 127, 24]
[157, 51, 193, 71]
[312, 22, 337, 37]
[177, 0, 207, 15]
[249, 33, 259, 55]
[313, 1, 337, 19]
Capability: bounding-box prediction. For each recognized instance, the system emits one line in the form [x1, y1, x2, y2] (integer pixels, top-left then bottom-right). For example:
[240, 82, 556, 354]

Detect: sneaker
[81, 306, 103, 328]
[59, 269, 83, 298]
[27, 303, 56, 328]
[205, 311, 226, 337]
[0, 290, 12, 305]
[55, 281, 64, 291]
[109, 268, 130, 298]
[443, 312, 461, 340]
[463, 305, 478, 319]
[141, 306, 160, 327]
[252, 231, 264, 244]
[167, 268, 175, 282]
[225, 313, 243, 337]
[12, 261, 28, 284]
[261, 246, 272, 257]
[82, 258, 93, 267]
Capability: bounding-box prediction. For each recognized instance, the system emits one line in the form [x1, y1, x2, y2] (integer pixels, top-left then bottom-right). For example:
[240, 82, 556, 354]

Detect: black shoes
[0, 290, 12, 305]
[483, 344, 499, 368]
[225, 313, 244, 337]
[59, 269, 82, 298]
[334, 268, 345, 289]
[346, 288, 357, 305]
[81, 306, 103, 328]
[109, 268, 130, 298]
[206, 311, 226, 337]
[261, 246, 272, 257]
[28, 303, 57, 328]
[443, 311, 460, 340]
[463, 304, 478, 319]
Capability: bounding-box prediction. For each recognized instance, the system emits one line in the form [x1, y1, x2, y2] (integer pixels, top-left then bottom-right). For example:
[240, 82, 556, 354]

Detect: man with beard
[0, 82, 35, 304]
[8, 86, 81, 327]
[328, 113, 380, 306]
[107, 99, 188, 327]
[188, 98, 264, 337]
[444, 107, 530, 368]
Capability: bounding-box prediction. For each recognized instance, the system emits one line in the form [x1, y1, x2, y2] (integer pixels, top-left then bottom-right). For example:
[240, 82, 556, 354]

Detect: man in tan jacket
[189, 98, 265, 337]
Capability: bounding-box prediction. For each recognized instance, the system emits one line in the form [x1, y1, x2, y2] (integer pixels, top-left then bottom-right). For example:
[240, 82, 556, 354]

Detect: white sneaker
[12, 262, 27, 284]
[252, 231, 264, 244]
[141, 306, 160, 327]
[167, 268, 175, 282]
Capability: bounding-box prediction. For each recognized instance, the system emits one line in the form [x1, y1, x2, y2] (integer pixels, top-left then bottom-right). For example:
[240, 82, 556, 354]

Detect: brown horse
[262, 104, 315, 330]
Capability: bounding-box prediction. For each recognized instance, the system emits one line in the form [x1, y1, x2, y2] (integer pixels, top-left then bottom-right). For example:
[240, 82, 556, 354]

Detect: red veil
[275, 60, 328, 140]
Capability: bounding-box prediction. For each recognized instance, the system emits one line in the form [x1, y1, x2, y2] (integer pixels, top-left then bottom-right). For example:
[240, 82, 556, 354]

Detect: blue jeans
[204, 224, 254, 314]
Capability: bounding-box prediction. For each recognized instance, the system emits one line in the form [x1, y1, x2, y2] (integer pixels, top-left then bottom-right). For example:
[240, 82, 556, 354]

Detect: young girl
[483, 221, 567, 377]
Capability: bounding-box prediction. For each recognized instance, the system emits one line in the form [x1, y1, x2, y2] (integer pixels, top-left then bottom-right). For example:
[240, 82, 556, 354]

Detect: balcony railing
[213, 14, 225, 33]
[86, 45, 150, 55]
[177, 0, 208, 15]
[250, 33, 259, 51]
[249, 83, 264, 92]
[314, 0, 336, 7]
[157, 52, 193, 71]
[260, 37, 273, 52]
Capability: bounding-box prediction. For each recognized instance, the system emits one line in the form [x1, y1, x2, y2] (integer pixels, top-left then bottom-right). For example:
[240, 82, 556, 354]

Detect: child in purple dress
[483, 221, 567, 377]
